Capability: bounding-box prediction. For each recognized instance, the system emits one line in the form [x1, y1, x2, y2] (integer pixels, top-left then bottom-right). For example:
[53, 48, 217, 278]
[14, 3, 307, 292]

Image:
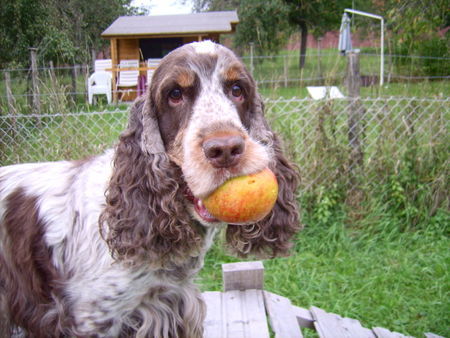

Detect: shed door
[139, 38, 184, 59]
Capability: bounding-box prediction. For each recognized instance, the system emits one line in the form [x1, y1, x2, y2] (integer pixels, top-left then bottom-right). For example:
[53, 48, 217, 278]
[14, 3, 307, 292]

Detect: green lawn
[0, 49, 448, 337]
[198, 206, 449, 337]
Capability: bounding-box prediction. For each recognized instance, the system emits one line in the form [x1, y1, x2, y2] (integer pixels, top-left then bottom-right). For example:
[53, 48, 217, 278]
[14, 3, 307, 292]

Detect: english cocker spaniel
[0, 41, 300, 337]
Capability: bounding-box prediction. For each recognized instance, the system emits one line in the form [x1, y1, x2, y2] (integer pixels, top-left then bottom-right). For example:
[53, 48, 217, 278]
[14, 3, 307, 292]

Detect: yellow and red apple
[202, 168, 278, 224]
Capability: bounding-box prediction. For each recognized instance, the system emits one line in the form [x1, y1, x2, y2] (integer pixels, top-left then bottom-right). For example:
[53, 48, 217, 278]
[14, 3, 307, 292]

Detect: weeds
[0, 60, 448, 337]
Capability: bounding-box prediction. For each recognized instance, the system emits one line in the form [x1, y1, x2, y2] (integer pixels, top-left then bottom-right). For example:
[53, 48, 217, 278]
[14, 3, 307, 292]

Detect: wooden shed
[101, 11, 239, 101]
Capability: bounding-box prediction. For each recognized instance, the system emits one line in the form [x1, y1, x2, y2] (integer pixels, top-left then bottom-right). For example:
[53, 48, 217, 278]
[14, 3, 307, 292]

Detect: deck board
[263, 291, 303, 338]
[201, 261, 440, 338]
[372, 326, 414, 338]
[203, 289, 269, 338]
[311, 306, 375, 338]
[203, 291, 224, 338]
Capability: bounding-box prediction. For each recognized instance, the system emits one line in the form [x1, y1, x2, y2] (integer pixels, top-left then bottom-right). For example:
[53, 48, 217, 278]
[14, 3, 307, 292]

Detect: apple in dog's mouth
[200, 168, 278, 224]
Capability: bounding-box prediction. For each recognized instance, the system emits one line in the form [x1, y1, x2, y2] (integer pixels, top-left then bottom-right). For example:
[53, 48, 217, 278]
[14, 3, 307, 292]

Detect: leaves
[0, 0, 135, 67]
[234, 0, 291, 55]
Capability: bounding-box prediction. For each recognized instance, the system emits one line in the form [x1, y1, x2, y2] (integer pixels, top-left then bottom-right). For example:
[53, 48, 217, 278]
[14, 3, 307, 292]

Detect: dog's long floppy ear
[99, 96, 202, 266]
[226, 94, 301, 258]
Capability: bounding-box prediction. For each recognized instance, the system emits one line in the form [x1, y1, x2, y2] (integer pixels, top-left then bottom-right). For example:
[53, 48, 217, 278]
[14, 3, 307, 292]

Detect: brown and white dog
[0, 41, 300, 337]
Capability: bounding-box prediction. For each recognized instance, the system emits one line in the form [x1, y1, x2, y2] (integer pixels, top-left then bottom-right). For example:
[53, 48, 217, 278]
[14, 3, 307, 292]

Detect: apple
[202, 168, 278, 224]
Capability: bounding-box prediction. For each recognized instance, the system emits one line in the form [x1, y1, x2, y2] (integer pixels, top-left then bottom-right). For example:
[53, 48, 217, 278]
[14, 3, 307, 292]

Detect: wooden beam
[291, 305, 315, 329]
[110, 38, 118, 103]
[372, 327, 413, 338]
[203, 290, 270, 338]
[311, 306, 375, 338]
[202, 291, 224, 337]
[263, 291, 303, 338]
[222, 261, 264, 292]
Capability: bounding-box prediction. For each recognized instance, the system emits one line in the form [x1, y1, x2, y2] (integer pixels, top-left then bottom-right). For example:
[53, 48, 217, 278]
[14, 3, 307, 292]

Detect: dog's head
[101, 41, 300, 265]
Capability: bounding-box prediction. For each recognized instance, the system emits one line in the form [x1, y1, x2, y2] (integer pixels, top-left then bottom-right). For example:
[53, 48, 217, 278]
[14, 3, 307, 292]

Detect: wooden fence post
[283, 55, 288, 87]
[346, 51, 365, 198]
[317, 37, 322, 83]
[71, 64, 78, 103]
[249, 42, 255, 75]
[83, 64, 90, 103]
[4, 71, 17, 134]
[222, 261, 264, 292]
[4, 71, 16, 114]
[48, 60, 56, 82]
[29, 48, 41, 117]
[91, 49, 96, 70]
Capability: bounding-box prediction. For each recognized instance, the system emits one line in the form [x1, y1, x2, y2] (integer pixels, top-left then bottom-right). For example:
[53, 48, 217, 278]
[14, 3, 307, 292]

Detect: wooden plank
[110, 38, 118, 103]
[202, 291, 224, 338]
[291, 305, 315, 329]
[424, 333, 445, 338]
[372, 327, 413, 338]
[263, 291, 303, 338]
[241, 290, 270, 338]
[204, 289, 270, 338]
[222, 261, 264, 292]
[311, 306, 375, 338]
[224, 290, 246, 337]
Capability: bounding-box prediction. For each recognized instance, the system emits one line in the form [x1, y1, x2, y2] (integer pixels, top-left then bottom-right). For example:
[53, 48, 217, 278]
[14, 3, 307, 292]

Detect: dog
[0, 41, 300, 337]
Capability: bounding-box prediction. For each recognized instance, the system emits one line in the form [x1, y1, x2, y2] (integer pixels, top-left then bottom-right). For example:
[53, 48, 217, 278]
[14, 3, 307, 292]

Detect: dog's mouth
[184, 188, 220, 223]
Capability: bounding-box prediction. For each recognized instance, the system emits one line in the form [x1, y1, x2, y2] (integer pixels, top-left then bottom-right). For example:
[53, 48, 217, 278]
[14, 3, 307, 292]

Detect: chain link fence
[1, 52, 448, 114]
[1, 97, 448, 199]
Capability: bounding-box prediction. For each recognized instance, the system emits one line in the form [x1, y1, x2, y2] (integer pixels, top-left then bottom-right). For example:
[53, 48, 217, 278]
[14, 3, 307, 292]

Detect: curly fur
[0, 41, 300, 337]
[99, 98, 203, 267]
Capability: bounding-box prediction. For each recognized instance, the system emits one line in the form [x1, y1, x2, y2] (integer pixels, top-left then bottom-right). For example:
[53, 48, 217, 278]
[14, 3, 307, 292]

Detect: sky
[131, 0, 192, 15]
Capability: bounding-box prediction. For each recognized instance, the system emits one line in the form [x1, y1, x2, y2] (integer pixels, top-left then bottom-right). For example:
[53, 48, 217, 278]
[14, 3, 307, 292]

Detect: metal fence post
[29, 48, 41, 120]
[250, 42, 254, 75]
[346, 51, 365, 197]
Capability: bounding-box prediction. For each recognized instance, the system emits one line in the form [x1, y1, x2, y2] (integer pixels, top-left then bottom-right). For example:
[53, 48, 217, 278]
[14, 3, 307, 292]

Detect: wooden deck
[202, 261, 443, 338]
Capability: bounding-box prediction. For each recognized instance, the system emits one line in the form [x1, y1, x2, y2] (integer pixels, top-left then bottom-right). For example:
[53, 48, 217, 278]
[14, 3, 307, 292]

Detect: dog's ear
[99, 96, 202, 267]
[226, 95, 301, 258]
[140, 98, 165, 155]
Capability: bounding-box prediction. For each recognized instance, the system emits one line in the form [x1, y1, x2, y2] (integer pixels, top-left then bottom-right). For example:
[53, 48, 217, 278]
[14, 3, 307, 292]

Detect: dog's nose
[203, 135, 245, 168]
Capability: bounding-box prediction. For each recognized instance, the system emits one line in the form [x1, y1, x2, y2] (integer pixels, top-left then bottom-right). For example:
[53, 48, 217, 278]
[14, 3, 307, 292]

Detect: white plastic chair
[94, 59, 112, 74]
[306, 86, 345, 100]
[117, 59, 139, 88]
[88, 71, 112, 105]
[147, 58, 162, 85]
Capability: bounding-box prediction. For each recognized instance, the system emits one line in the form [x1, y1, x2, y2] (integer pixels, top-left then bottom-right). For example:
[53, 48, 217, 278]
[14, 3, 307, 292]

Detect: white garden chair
[306, 86, 345, 100]
[87, 71, 112, 105]
[117, 59, 139, 90]
[94, 59, 112, 74]
[147, 58, 162, 85]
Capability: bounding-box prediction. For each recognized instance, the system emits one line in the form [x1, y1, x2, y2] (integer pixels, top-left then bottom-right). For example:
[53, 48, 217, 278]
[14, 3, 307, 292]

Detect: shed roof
[101, 11, 239, 38]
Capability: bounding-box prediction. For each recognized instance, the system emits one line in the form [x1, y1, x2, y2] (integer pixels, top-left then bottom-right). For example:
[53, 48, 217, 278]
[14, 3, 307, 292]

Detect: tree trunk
[299, 20, 308, 69]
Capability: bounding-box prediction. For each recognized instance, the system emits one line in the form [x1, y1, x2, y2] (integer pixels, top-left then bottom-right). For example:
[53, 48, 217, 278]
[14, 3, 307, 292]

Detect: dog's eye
[231, 84, 243, 98]
[169, 88, 183, 103]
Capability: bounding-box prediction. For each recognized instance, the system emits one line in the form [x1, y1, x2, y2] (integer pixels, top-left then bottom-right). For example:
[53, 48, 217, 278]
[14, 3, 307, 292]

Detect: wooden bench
[202, 261, 443, 338]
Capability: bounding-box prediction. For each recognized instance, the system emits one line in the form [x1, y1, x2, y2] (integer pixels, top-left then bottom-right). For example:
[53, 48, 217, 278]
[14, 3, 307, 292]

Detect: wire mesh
[1, 97, 448, 194]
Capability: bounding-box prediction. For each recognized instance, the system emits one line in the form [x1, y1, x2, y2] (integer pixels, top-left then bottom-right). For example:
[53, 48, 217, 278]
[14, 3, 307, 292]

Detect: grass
[198, 204, 449, 337]
[0, 111, 128, 165]
[259, 79, 450, 99]
[0, 49, 448, 337]
[246, 48, 450, 98]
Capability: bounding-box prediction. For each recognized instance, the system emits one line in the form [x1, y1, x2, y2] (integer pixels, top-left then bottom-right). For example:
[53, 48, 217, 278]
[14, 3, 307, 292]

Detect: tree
[379, 0, 449, 76]
[382, 0, 449, 52]
[185, 0, 355, 67]
[234, 0, 291, 56]
[188, 0, 240, 12]
[0, 0, 137, 67]
[282, 0, 354, 68]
